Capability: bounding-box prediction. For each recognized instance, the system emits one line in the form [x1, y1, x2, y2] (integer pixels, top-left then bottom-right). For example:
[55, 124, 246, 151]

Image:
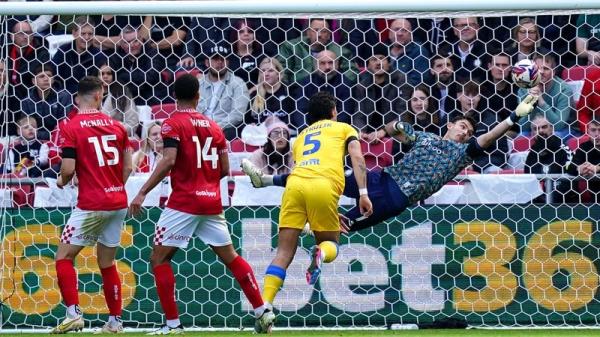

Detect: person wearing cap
[352, 43, 411, 134]
[247, 116, 294, 175]
[197, 42, 250, 140]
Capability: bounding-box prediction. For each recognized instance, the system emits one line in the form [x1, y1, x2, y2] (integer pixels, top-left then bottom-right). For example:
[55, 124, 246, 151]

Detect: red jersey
[59, 110, 129, 210]
[161, 109, 227, 215]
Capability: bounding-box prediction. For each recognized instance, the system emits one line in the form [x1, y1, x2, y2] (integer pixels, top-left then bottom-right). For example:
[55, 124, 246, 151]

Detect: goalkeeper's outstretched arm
[477, 94, 538, 149]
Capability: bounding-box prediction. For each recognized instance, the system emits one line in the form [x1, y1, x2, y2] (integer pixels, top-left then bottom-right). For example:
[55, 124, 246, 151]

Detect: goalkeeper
[242, 95, 538, 232]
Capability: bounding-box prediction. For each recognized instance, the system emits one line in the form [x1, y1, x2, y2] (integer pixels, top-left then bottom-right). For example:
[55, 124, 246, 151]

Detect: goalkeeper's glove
[508, 94, 539, 124]
[392, 121, 416, 142]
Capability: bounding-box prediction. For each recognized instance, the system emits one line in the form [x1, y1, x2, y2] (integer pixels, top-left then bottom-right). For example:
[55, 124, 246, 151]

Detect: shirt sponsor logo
[196, 190, 217, 197]
[104, 185, 124, 193]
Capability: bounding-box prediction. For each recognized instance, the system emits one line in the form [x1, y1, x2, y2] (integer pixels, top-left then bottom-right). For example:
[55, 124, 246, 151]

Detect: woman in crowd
[132, 121, 163, 173]
[98, 63, 140, 137]
[228, 20, 269, 89]
[506, 17, 551, 63]
[247, 116, 294, 175]
[246, 57, 296, 126]
[400, 85, 444, 136]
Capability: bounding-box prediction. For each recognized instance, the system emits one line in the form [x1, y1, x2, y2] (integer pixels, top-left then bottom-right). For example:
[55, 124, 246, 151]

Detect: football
[511, 59, 541, 89]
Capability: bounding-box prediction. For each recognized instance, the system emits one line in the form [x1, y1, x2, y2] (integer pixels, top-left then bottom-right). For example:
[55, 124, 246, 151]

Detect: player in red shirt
[129, 74, 275, 335]
[52, 77, 132, 334]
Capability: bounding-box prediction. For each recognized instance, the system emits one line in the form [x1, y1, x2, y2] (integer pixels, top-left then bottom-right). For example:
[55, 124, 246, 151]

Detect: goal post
[2, 0, 600, 332]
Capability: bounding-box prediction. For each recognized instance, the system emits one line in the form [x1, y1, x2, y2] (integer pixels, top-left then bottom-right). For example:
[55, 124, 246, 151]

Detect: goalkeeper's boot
[50, 315, 84, 334]
[254, 308, 276, 334]
[241, 159, 264, 188]
[147, 324, 184, 335]
[306, 245, 323, 285]
[94, 317, 123, 334]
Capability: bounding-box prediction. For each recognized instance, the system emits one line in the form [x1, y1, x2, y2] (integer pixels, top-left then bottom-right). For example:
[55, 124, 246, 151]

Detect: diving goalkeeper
[242, 95, 538, 232]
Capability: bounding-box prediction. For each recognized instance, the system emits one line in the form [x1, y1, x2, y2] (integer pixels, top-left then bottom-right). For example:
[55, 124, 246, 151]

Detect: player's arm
[477, 95, 538, 149]
[380, 121, 416, 144]
[122, 149, 133, 184]
[129, 140, 177, 216]
[56, 148, 76, 188]
[219, 151, 230, 179]
[347, 138, 373, 217]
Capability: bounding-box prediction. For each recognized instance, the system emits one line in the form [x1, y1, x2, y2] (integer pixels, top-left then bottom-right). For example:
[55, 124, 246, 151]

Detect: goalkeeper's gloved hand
[510, 94, 539, 123]
[393, 121, 416, 142]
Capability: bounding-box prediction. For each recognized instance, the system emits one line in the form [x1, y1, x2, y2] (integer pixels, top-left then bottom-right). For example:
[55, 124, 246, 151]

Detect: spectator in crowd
[148, 16, 190, 68]
[441, 17, 487, 82]
[294, 49, 355, 130]
[4, 116, 49, 177]
[417, 17, 453, 55]
[341, 19, 381, 66]
[400, 85, 443, 136]
[197, 43, 249, 140]
[98, 63, 139, 137]
[92, 14, 152, 51]
[246, 57, 296, 126]
[352, 43, 410, 133]
[110, 25, 166, 105]
[228, 20, 270, 89]
[384, 18, 431, 86]
[428, 54, 459, 119]
[451, 81, 509, 173]
[278, 18, 358, 83]
[52, 16, 107, 95]
[525, 115, 574, 202]
[577, 68, 600, 133]
[480, 51, 519, 135]
[518, 54, 577, 138]
[7, 0, 55, 35]
[575, 14, 600, 65]
[7, 20, 49, 99]
[248, 116, 294, 175]
[132, 121, 163, 173]
[567, 119, 600, 202]
[22, 64, 72, 140]
[505, 17, 551, 64]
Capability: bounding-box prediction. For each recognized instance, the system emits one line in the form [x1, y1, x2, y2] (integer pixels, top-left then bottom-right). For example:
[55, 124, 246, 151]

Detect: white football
[511, 59, 541, 89]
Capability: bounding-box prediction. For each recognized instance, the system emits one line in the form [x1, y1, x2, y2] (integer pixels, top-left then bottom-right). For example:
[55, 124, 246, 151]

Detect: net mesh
[1, 8, 600, 330]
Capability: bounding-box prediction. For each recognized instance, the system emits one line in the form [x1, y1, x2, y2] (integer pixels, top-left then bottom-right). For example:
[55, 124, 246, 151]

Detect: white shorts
[60, 208, 127, 247]
[154, 208, 232, 248]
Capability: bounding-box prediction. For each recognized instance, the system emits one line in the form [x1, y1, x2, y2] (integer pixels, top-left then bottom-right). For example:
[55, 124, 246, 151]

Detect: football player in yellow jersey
[251, 92, 372, 331]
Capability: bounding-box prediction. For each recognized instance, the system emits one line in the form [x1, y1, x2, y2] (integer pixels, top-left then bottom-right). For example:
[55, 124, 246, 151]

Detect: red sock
[153, 263, 179, 320]
[100, 265, 122, 316]
[55, 259, 79, 306]
[227, 256, 264, 309]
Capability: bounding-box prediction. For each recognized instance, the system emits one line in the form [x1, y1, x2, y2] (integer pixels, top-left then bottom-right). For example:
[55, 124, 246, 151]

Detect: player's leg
[52, 208, 107, 334]
[241, 158, 289, 188]
[304, 178, 342, 285]
[148, 208, 196, 335]
[95, 209, 127, 334]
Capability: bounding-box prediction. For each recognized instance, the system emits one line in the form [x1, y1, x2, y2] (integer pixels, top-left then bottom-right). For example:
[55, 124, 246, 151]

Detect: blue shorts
[343, 170, 409, 231]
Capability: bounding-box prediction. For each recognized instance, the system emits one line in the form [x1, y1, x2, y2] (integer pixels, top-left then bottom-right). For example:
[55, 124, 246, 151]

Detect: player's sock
[272, 174, 289, 187]
[66, 304, 81, 319]
[100, 264, 122, 317]
[262, 265, 286, 304]
[56, 259, 79, 311]
[319, 241, 339, 263]
[153, 263, 179, 321]
[108, 315, 121, 325]
[166, 318, 181, 328]
[261, 175, 274, 186]
[226, 256, 264, 314]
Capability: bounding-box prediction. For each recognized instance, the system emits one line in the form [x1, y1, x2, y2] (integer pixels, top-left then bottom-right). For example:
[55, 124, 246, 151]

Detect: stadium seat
[512, 136, 534, 152]
[561, 65, 600, 81]
[566, 135, 591, 151]
[229, 139, 260, 153]
[151, 103, 177, 119]
[497, 168, 525, 174]
[360, 138, 393, 170]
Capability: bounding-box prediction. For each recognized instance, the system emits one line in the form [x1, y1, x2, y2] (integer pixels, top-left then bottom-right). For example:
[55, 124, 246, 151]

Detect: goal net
[1, 1, 600, 331]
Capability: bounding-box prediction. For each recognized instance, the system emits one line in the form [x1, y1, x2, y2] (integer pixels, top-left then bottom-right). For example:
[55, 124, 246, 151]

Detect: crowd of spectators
[1, 13, 600, 203]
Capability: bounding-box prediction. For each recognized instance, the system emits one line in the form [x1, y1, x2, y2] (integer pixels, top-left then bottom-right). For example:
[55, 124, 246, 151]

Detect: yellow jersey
[290, 120, 358, 192]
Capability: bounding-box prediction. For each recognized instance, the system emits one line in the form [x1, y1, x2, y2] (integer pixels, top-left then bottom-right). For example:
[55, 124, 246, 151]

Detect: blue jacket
[390, 42, 432, 86]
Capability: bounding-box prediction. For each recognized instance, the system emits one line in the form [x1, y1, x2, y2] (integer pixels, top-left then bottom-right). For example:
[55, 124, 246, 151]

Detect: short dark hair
[307, 91, 336, 125]
[450, 114, 477, 130]
[77, 76, 103, 96]
[174, 74, 199, 101]
[32, 63, 53, 76]
[589, 119, 600, 127]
